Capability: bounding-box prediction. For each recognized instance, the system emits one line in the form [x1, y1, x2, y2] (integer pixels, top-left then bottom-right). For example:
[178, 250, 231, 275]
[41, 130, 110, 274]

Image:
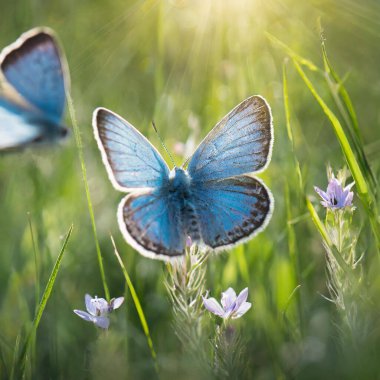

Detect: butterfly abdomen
[168, 167, 201, 243]
[182, 200, 201, 242]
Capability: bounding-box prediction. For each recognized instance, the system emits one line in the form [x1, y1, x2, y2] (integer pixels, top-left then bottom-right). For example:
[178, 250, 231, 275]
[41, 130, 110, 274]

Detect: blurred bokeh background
[0, 0, 379, 379]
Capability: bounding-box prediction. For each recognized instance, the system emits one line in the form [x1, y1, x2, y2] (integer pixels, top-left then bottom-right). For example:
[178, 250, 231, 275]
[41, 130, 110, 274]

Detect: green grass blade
[27, 213, 40, 313]
[283, 62, 294, 145]
[275, 38, 380, 253]
[293, 59, 380, 252]
[317, 19, 360, 143]
[266, 33, 319, 72]
[285, 185, 303, 333]
[283, 65, 304, 333]
[283, 62, 304, 192]
[281, 284, 301, 318]
[271, 33, 377, 198]
[235, 245, 249, 284]
[30, 225, 72, 342]
[306, 198, 332, 246]
[15, 225, 73, 378]
[306, 198, 357, 282]
[111, 237, 159, 377]
[66, 92, 110, 301]
[1, 349, 8, 380]
[27, 213, 39, 376]
[9, 333, 21, 380]
[321, 40, 377, 195]
[292, 60, 369, 198]
[322, 43, 361, 140]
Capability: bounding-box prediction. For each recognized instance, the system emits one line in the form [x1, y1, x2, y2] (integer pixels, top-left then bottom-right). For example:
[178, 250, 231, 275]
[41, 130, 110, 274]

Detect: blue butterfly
[93, 96, 274, 260]
[0, 27, 69, 151]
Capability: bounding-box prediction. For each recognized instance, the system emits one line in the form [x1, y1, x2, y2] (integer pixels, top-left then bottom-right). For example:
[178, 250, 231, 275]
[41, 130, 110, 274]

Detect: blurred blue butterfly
[93, 96, 274, 260]
[0, 27, 69, 151]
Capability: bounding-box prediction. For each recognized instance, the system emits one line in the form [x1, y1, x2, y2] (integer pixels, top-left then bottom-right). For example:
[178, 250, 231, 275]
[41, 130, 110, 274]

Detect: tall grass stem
[13, 225, 73, 379]
[110, 237, 159, 377]
[66, 92, 110, 301]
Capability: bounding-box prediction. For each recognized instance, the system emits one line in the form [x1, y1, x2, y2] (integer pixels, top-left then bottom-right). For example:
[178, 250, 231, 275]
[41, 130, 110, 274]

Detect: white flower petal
[203, 296, 225, 317]
[321, 200, 330, 208]
[232, 302, 252, 319]
[85, 294, 96, 316]
[344, 182, 355, 192]
[221, 288, 236, 310]
[74, 309, 94, 322]
[93, 316, 110, 329]
[235, 288, 249, 310]
[344, 191, 353, 207]
[111, 297, 124, 310]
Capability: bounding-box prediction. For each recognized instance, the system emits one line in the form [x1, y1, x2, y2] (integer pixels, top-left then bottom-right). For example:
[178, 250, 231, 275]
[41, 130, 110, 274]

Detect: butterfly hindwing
[0, 98, 42, 150]
[0, 28, 67, 121]
[118, 189, 186, 258]
[188, 96, 272, 182]
[93, 108, 170, 190]
[190, 175, 273, 249]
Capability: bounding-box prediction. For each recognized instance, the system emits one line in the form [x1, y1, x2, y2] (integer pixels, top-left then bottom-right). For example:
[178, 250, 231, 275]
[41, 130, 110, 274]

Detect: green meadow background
[0, 0, 380, 379]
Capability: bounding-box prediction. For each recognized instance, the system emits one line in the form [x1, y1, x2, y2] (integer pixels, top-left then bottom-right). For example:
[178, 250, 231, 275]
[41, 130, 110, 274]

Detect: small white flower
[203, 287, 252, 319]
[73, 294, 124, 329]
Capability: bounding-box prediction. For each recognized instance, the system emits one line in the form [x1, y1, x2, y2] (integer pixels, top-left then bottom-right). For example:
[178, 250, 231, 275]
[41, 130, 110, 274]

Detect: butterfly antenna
[152, 120, 176, 167]
[182, 154, 192, 169]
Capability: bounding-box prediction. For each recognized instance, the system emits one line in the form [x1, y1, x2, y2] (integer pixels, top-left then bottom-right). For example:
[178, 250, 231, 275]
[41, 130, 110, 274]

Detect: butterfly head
[168, 167, 191, 192]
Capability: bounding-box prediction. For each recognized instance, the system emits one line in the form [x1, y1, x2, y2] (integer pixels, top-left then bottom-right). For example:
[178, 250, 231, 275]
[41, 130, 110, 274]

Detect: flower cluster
[203, 287, 251, 319]
[74, 294, 124, 329]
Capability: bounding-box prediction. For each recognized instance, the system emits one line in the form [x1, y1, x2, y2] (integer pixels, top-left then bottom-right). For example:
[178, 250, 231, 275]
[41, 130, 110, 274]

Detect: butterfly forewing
[188, 96, 272, 182]
[0, 28, 67, 121]
[190, 176, 273, 249]
[93, 108, 170, 191]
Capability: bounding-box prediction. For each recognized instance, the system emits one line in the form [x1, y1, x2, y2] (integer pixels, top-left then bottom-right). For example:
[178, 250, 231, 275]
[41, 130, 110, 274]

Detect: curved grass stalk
[293, 60, 368, 197]
[11, 225, 73, 379]
[110, 237, 159, 377]
[293, 61, 380, 253]
[66, 92, 110, 301]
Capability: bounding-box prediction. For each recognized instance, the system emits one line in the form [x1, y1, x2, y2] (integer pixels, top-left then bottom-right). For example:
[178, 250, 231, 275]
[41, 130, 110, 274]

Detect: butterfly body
[94, 95, 273, 261]
[167, 167, 201, 242]
[0, 28, 69, 151]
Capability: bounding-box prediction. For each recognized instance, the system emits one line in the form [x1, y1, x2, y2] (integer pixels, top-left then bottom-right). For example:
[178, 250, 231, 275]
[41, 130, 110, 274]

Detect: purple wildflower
[203, 287, 251, 319]
[74, 294, 124, 329]
[314, 176, 354, 209]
